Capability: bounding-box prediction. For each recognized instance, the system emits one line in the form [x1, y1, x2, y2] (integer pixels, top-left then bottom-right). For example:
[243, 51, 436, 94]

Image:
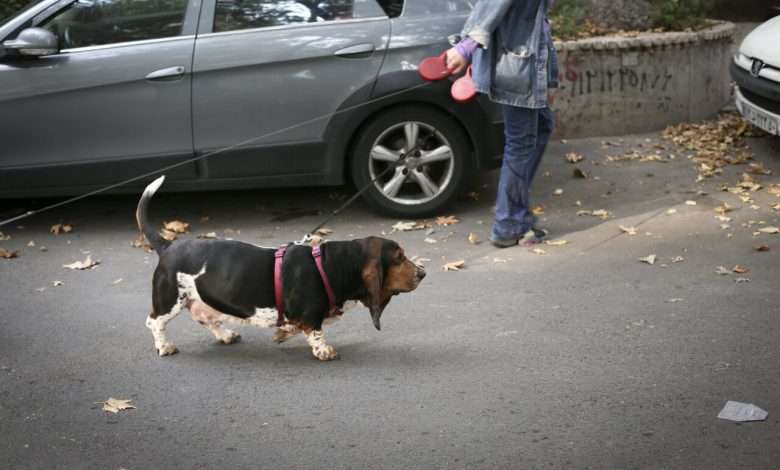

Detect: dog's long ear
[362, 258, 384, 331]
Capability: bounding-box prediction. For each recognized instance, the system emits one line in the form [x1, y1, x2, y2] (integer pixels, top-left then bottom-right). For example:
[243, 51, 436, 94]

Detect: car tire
[350, 106, 471, 218]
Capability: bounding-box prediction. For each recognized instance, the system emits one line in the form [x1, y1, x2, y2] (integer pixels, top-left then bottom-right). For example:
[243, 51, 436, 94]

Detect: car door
[0, 0, 200, 195]
[191, 0, 390, 181]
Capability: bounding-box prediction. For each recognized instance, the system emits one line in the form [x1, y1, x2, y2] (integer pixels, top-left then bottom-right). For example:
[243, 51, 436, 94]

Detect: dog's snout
[416, 266, 426, 280]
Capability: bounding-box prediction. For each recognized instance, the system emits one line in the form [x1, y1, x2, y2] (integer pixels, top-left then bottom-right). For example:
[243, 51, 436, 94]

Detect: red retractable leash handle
[450, 65, 477, 103]
[419, 52, 454, 81]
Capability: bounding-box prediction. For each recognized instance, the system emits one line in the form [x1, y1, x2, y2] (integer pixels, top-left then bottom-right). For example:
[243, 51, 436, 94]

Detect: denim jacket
[461, 0, 559, 108]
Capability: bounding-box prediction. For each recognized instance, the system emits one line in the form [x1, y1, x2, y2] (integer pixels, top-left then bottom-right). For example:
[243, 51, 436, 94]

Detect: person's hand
[445, 48, 468, 75]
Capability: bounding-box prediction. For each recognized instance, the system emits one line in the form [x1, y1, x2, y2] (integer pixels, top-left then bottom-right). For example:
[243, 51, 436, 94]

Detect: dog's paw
[219, 331, 241, 345]
[157, 343, 179, 357]
[312, 345, 340, 361]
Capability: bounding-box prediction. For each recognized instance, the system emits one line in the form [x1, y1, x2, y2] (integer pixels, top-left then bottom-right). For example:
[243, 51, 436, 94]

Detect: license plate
[740, 98, 779, 135]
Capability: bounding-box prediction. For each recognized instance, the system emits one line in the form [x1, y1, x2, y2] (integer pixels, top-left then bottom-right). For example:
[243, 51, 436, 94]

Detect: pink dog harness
[274, 244, 341, 326]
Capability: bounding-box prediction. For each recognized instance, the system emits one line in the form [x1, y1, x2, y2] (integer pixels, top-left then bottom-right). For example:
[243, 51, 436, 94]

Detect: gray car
[0, 0, 503, 217]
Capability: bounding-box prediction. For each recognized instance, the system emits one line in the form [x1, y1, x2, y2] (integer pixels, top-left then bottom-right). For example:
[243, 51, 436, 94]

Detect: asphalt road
[1, 130, 779, 470]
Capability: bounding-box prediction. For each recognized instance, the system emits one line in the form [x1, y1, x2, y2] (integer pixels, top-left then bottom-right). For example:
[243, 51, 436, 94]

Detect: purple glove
[454, 37, 479, 63]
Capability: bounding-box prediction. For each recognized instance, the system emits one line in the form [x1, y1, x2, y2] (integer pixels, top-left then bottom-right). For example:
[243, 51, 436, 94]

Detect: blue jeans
[491, 105, 554, 240]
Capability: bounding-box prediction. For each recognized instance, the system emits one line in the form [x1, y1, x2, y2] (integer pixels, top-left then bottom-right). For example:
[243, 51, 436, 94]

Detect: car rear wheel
[350, 106, 471, 217]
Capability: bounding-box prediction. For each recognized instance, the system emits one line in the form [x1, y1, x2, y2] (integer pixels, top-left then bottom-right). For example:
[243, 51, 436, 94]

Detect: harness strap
[274, 245, 287, 326]
[312, 244, 340, 313]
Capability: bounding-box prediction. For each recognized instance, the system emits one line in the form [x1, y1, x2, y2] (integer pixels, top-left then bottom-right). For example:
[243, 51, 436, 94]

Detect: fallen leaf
[592, 209, 610, 219]
[545, 239, 568, 246]
[758, 226, 779, 234]
[436, 215, 459, 226]
[667, 298, 684, 303]
[112, 278, 123, 285]
[26, 241, 35, 247]
[532, 205, 545, 216]
[63, 255, 99, 270]
[732, 265, 750, 274]
[735, 277, 751, 283]
[753, 244, 770, 252]
[620, 225, 638, 235]
[493, 257, 508, 263]
[531, 248, 547, 255]
[666, 209, 677, 215]
[715, 266, 730, 275]
[0, 248, 19, 259]
[53, 281, 64, 287]
[315, 227, 333, 236]
[685, 200, 697, 206]
[468, 233, 480, 245]
[160, 229, 177, 241]
[50, 223, 73, 235]
[197, 232, 218, 239]
[553, 188, 564, 196]
[424, 237, 437, 244]
[392, 221, 421, 232]
[572, 168, 589, 179]
[714, 203, 733, 215]
[565, 152, 584, 163]
[638, 254, 657, 265]
[442, 260, 465, 271]
[716, 215, 732, 222]
[98, 398, 136, 414]
[0, 231, 10, 241]
[163, 220, 189, 234]
[671, 256, 685, 263]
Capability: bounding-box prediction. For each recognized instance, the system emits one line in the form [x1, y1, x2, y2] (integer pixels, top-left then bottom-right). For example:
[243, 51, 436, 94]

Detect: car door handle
[334, 43, 375, 58]
[145, 66, 185, 81]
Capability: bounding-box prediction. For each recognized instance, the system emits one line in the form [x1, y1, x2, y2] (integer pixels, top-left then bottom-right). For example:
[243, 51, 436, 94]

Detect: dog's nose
[417, 267, 426, 280]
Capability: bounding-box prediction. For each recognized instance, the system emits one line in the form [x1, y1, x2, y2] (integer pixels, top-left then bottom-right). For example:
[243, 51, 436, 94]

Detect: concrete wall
[550, 22, 736, 138]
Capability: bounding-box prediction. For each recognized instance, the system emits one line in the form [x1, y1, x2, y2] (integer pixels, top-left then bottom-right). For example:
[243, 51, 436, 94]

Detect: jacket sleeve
[460, 0, 515, 49]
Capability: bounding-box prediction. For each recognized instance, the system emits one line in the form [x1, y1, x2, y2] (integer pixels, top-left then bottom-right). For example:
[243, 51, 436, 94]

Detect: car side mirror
[3, 27, 59, 57]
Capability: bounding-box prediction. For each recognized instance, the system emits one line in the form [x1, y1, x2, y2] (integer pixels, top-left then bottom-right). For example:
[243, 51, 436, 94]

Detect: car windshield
[1, 0, 47, 28]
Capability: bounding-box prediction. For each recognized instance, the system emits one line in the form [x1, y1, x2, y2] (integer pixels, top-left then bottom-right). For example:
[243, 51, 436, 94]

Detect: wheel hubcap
[369, 121, 455, 206]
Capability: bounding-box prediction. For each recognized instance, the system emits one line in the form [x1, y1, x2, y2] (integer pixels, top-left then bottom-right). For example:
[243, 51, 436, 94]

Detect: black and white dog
[137, 176, 425, 361]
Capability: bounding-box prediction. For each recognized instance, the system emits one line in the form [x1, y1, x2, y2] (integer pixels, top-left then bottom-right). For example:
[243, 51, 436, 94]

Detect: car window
[213, 0, 385, 33]
[42, 0, 189, 49]
[1, 0, 46, 28]
[375, 0, 402, 18]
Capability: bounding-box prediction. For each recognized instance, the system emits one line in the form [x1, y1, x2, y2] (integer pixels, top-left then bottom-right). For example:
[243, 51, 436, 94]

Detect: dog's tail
[135, 175, 169, 254]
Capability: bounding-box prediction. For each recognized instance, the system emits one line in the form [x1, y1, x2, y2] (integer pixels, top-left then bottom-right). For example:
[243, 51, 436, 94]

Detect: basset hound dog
[136, 176, 425, 361]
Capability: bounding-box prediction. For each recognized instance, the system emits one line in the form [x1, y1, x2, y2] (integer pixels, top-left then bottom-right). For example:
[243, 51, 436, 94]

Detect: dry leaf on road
[468, 233, 480, 245]
[0, 248, 19, 259]
[620, 225, 638, 235]
[566, 152, 584, 163]
[735, 277, 751, 283]
[732, 265, 750, 274]
[545, 239, 568, 246]
[572, 168, 589, 179]
[753, 244, 770, 252]
[50, 223, 73, 235]
[0, 232, 11, 241]
[436, 216, 459, 226]
[553, 188, 564, 196]
[197, 232, 218, 239]
[98, 398, 136, 414]
[638, 254, 657, 265]
[758, 226, 779, 234]
[685, 200, 697, 206]
[715, 266, 731, 275]
[163, 220, 189, 233]
[442, 260, 465, 271]
[532, 205, 545, 215]
[392, 221, 423, 232]
[63, 255, 98, 270]
[531, 248, 547, 255]
[53, 280, 64, 287]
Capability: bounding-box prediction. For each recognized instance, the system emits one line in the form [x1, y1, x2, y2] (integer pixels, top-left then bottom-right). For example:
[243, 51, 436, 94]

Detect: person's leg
[491, 105, 539, 244]
[528, 106, 555, 183]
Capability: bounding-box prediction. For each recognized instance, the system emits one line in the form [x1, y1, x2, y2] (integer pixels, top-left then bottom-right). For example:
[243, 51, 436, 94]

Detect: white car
[731, 15, 780, 136]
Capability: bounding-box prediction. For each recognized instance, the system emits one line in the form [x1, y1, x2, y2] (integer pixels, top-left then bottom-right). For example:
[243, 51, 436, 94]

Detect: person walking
[447, 0, 558, 248]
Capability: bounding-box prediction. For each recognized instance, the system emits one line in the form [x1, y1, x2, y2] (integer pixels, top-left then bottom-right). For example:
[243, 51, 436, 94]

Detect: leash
[0, 81, 434, 228]
[303, 144, 418, 242]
